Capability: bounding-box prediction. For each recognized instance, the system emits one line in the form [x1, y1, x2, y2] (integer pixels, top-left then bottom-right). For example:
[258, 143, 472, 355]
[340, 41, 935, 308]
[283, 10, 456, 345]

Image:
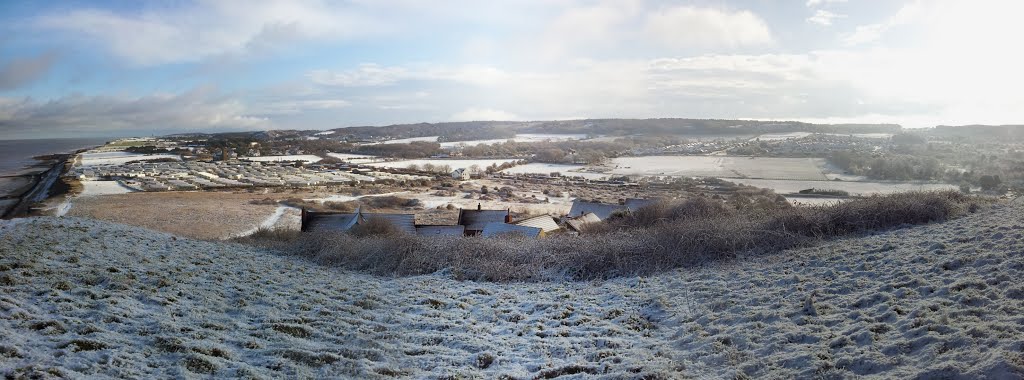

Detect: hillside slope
[1, 203, 1023, 378]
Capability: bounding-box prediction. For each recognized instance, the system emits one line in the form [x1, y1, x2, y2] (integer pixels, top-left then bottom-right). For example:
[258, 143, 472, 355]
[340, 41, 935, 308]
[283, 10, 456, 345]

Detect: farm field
[438, 133, 587, 148]
[365, 158, 517, 171]
[369, 136, 440, 145]
[728, 178, 959, 196]
[499, 163, 609, 180]
[607, 156, 829, 180]
[63, 191, 283, 240]
[325, 153, 381, 164]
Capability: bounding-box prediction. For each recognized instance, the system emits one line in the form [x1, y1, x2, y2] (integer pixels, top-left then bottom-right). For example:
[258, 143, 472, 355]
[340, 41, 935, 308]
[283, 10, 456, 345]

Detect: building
[457, 204, 510, 236]
[513, 215, 561, 233]
[567, 200, 626, 220]
[624, 198, 654, 211]
[564, 212, 602, 233]
[301, 207, 416, 234]
[415, 225, 466, 236]
[481, 222, 542, 238]
[451, 168, 470, 180]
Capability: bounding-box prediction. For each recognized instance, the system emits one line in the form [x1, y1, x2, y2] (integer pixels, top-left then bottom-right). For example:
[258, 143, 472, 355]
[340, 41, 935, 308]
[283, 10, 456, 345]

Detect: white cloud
[261, 99, 351, 115]
[0, 87, 269, 138]
[807, 10, 844, 26]
[842, 23, 887, 45]
[534, 3, 773, 59]
[0, 52, 58, 90]
[805, 0, 847, 7]
[309, 64, 510, 88]
[842, 1, 922, 45]
[35, 1, 383, 66]
[450, 108, 518, 121]
[643, 7, 773, 49]
[308, 65, 408, 87]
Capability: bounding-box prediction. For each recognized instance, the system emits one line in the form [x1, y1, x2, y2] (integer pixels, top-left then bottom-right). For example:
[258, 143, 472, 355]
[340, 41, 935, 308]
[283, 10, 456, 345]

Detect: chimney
[300, 208, 308, 232]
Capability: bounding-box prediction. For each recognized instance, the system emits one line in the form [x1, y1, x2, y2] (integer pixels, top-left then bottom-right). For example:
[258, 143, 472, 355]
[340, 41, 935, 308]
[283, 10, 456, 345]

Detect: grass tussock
[245, 191, 989, 282]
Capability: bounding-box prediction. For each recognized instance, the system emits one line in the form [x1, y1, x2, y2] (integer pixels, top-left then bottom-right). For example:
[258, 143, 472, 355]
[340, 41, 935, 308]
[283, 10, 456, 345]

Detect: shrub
[349, 218, 405, 237]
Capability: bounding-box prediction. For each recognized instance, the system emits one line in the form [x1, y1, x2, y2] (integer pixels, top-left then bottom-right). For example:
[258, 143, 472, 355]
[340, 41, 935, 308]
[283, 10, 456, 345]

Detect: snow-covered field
[52, 181, 136, 217]
[79, 181, 135, 196]
[325, 153, 382, 164]
[608, 156, 829, 180]
[499, 163, 609, 180]
[438, 134, 587, 148]
[368, 136, 441, 145]
[77, 152, 180, 167]
[242, 155, 323, 163]
[2, 202, 1024, 378]
[729, 178, 959, 196]
[368, 134, 587, 148]
[365, 159, 517, 171]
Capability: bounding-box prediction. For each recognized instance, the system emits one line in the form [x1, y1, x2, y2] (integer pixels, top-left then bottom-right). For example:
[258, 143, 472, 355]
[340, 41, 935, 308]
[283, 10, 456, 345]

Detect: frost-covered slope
[1, 203, 1024, 379]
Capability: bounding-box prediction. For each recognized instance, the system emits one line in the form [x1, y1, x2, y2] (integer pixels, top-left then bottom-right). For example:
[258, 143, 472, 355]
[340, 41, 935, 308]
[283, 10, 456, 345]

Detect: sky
[1, 0, 1022, 139]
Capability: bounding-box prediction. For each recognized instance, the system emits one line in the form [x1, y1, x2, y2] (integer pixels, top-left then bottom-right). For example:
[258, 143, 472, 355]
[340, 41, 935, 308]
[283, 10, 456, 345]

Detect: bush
[360, 196, 422, 210]
[349, 218, 405, 237]
[245, 191, 988, 282]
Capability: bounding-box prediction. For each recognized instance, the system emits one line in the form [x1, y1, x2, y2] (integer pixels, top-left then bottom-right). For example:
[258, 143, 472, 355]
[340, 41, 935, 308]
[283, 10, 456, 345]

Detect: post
[300, 208, 308, 232]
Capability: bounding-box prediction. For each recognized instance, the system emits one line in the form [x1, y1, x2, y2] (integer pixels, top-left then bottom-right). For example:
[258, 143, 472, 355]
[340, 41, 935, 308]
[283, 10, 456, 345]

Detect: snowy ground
[78, 181, 135, 197]
[51, 181, 135, 217]
[234, 206, 302, 238]
[2, 202, 1024, 378]
[325, 153, 382, 164]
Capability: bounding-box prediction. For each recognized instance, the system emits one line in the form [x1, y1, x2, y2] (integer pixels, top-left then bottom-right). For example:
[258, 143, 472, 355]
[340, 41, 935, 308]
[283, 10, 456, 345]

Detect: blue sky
[1, 0, 1022, 138]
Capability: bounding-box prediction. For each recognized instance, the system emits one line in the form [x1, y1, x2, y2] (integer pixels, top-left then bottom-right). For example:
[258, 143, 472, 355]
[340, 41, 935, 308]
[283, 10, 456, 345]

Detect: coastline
[0, 148, 96, 219]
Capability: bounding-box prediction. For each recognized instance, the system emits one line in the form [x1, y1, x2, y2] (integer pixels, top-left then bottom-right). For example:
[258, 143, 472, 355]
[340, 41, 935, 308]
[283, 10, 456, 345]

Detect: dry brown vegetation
[67, 192, 281, 240]
[243, 190, 989, 281]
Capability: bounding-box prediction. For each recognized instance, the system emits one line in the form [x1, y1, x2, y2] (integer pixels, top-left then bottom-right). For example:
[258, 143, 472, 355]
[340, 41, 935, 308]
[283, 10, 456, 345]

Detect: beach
[0, 138, 109, 218]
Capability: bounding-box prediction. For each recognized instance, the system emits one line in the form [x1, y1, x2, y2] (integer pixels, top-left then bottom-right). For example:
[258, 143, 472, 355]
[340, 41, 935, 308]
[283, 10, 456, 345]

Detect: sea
[0, 137, 111, 176]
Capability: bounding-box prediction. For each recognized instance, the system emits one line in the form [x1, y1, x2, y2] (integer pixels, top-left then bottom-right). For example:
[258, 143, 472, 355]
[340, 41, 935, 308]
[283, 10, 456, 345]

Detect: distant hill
[176, 118, 901, 143]
[932, 124, 1024, 140]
